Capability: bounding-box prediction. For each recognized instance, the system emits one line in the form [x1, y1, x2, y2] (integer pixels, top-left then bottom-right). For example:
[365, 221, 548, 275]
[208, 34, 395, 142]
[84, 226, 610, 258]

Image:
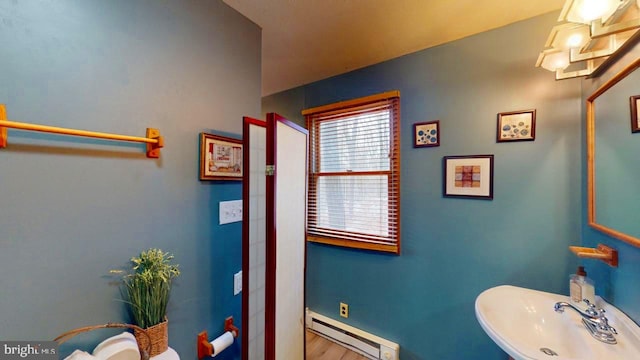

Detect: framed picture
[413, 120, 440, 147]
[497, 109, 536, 142]
[630, 95, 640, 133]
[443, 155, 494, 199]
[199, 133, 243, 181]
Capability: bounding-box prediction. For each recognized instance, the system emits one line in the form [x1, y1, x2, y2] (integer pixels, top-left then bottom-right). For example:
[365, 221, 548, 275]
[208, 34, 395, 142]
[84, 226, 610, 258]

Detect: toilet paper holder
[197, 317, 239, 359]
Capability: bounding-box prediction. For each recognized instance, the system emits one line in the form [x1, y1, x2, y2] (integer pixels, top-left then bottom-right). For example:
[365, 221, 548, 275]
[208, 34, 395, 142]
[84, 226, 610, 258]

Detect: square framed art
[443, 155, 494, 199]
[497, 109, 536, 142]
[199, 133, 243, 181]
[413, 120, 440, 147]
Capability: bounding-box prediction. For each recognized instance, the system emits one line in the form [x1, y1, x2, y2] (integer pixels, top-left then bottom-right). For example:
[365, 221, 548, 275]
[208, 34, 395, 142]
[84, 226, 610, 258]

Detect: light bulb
[579, 0, 620, 22]
[541, 50, 571, 72]
[566, 33, 584, 48]
[553, 54, 570, 70]
[580, 0, 607, 21]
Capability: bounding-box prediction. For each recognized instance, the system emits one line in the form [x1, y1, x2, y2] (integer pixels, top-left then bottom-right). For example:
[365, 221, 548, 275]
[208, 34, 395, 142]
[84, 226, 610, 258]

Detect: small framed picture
[497, 109, 536, 142]
[443, 155, 494, 199]
[413, 120, 440, 147]
[199, 133, 243, 181]
[630, 95, 640, 133]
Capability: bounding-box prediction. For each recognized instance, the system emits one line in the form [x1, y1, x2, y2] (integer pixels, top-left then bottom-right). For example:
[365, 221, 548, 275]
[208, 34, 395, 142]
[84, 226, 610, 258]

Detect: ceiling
[223, 0, 566, 96]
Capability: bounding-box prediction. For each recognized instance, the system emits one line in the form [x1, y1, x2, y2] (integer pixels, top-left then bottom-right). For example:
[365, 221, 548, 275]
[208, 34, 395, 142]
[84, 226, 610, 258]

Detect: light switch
[220, 200, 242, 225]
[234, 271, 242, 295]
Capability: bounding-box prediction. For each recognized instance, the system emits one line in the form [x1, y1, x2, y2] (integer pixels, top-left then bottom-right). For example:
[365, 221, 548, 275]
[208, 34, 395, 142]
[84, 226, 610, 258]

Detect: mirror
[588, 57, 640, 247]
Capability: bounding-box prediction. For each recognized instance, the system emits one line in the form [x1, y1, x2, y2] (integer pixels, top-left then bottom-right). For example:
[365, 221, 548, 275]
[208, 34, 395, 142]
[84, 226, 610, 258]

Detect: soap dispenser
[570, 266, 595, 305]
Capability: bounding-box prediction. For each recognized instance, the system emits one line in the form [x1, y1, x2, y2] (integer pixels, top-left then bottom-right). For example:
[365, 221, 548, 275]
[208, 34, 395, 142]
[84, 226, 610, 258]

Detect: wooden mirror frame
[587, 57, 640, 248]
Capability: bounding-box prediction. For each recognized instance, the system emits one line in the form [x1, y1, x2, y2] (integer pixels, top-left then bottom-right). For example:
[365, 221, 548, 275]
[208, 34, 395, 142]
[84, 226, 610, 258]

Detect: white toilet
[64, 332, 179, 360]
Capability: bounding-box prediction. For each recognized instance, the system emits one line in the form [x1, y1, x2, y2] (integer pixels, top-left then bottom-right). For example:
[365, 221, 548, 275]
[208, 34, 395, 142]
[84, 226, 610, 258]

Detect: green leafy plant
[122, 248, 180, 329]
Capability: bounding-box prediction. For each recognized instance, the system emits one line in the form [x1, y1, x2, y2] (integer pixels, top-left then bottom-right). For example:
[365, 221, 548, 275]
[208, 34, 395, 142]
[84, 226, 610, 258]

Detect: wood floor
[306, 330, 369, 360]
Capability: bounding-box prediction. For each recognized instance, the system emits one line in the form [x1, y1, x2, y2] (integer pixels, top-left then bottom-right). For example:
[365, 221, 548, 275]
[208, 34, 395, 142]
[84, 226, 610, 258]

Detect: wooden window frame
[303, 91, 401, 254]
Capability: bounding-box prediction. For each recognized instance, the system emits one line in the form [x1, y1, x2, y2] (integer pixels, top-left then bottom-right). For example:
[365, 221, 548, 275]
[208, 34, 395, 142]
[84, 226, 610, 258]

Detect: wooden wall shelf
[569, 244, 618, 267]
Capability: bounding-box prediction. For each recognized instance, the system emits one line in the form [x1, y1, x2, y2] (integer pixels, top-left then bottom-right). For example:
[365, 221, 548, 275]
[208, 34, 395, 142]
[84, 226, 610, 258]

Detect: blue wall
[0, 1, 260, 359]
[263, 13, 584, 359]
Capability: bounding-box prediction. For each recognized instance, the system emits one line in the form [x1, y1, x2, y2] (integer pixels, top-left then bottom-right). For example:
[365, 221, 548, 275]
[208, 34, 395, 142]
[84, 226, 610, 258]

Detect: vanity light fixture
[536, 0, 640, 79]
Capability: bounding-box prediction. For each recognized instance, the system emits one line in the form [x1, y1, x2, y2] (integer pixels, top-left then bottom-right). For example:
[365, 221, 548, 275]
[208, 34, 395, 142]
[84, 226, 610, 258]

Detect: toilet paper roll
[211, 331, 234, 357]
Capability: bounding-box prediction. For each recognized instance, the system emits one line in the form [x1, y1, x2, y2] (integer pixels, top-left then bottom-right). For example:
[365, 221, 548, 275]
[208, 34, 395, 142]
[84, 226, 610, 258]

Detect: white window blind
[305, 92, 400, 253]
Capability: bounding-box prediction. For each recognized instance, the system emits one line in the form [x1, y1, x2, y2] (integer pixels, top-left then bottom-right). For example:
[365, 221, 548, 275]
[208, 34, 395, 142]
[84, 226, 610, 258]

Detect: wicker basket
[134, 318, 168, 357]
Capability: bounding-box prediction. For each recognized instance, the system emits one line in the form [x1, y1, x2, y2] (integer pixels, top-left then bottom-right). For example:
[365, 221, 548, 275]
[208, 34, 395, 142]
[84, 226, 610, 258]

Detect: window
[303, 91, 401, 253]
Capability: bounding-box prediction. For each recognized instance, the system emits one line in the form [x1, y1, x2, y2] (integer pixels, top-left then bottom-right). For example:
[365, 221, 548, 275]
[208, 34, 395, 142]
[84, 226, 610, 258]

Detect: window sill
[307, 235, 399, 254]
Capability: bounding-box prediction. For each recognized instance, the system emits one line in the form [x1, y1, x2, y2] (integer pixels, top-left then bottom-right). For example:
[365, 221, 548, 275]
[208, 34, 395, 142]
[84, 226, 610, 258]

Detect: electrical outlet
[340, 302, 349, 318]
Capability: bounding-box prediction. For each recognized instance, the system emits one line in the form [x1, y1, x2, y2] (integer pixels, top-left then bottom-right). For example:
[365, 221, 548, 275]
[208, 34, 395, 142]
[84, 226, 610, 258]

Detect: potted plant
[122, 248, 180, 356]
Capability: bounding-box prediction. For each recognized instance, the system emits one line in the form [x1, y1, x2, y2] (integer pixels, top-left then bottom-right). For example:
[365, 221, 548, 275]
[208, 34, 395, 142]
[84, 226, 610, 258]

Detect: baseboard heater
[305, 308, 399, 360]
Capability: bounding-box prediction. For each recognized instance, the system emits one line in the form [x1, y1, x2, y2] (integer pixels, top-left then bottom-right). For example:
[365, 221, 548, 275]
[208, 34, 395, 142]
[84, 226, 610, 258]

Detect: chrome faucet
[554, 299, 617, 344]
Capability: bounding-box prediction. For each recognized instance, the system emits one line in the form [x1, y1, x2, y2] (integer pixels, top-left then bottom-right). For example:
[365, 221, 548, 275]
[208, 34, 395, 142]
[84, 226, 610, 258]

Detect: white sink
[475, 285, 640, 360]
